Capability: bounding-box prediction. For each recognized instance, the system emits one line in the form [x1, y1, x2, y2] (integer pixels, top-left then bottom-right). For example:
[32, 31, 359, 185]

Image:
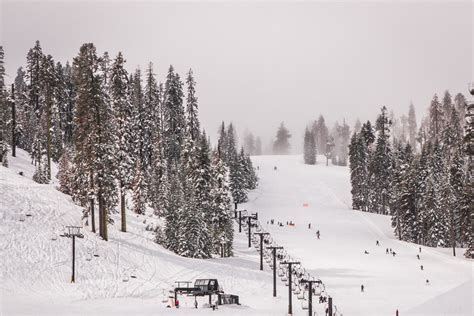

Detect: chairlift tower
[254, 232, 270, 270]
[299, 279, 323, 316]
[61, 226, 84, 283]
[242, 213, 258, 247]
[266, 246, 283, 297]
[280, 261, 301, 315]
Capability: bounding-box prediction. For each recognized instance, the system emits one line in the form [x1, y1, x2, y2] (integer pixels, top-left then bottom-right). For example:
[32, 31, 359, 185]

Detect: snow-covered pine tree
[349, 131, 369, 211]
[110, 52, 134, 232]
[312, 115, 328, 153]
[429, 94, 444, 142]
[163, 65, 185, 169]
[143, 62, 160, 175]
[57, 148, 73, 194]
[211, 152, 234, 256]
[419, 141, 450, 247]
[132, 160, 146, 215]
[442, 90, 453, 126]
[462, 99, 473, 258]
[0, 45, 8, 167]
[185, 69, 200, 141]
[164, 166, 184, 253]
[369, 106, 392, 214]
[25, 41, 44, 166]
[303, 127, 316, 165]
[273, 122, 291, 155]
[72, 43, 116, 240]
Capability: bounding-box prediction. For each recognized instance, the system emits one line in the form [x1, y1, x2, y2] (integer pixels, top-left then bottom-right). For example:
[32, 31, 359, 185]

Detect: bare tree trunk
[121, 184, 126, 232]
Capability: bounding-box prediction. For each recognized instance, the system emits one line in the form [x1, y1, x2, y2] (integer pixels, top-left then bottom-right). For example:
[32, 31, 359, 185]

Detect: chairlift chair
[297, 290, 305, 300]
[301, 299, 309, 310]
[86, 253, 92, 261]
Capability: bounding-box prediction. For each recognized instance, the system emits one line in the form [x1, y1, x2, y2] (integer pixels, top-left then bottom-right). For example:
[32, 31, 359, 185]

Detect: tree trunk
[121, 184, 126, 232]
[46, 85, 52, 179]
[11, 84, 16, 157]
[90, 172, 96, 233]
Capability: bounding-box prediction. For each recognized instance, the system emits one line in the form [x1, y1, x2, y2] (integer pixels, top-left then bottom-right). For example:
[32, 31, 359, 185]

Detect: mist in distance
[1, 1, 472, 152]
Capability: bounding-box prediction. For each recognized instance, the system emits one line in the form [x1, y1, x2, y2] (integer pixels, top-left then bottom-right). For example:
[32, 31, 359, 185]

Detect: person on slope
[316, 230, 320, 239]
[376, 240, 380, 246]
[361, 284, 364, 292]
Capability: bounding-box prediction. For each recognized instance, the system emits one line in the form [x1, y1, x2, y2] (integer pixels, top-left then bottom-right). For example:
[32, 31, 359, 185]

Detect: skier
[274, 166, 277, 171]
[364, 250, 369, 254]
[376, 240, 380, 246]
[420, 265, 423, 270]
[425, 279, 430, 285]
[316, 230, 320, 239]
[361, 284, 364, 292]
[417, 254, 420, 260]
[308, 223, 311, 229]
[175, 299, 180, 309]
[419, 247, 422, 253]
[386, 248, 389, 254]
[392, 251, 396, 257]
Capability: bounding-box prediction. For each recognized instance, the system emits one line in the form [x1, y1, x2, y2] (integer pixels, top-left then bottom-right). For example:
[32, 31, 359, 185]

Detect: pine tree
[462, 100, 473, 258]
[369, 107, 392, 214]
[57, 148, 73, 194]
[303, 127, 316, 165]
[132, 160, 146, 215]
[185, 69, 200, 141]
[349, 132, 369, 211]
[312, 115, 328, 153]
[273, 122, 291, 154]
[429, 94, 443, 141]
[211, 153, 234, 256]
[164, 167, 183, 253]
[143, 62, 160, 173]
[408, 103, 417, 150]
[162, 66, 185, 170]
[110, 52, 134, 232]
[0, 46, 8, 167]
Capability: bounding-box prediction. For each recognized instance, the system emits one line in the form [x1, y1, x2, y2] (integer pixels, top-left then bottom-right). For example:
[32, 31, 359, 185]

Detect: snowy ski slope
[0, 150, 472, 315]
[244, 155, 473, 316]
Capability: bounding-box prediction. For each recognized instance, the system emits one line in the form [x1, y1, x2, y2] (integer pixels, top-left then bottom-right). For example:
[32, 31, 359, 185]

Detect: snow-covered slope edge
[0, 150, 288, 315]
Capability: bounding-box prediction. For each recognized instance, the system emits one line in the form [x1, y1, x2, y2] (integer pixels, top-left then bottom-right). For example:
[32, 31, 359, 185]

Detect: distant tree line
[303, 115, 351, 166]
[0, 42, 258, 259]
[348, 93, 473, 259]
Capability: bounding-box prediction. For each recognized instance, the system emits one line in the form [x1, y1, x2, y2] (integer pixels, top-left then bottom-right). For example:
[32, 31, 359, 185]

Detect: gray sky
[1, 1, 472, 152]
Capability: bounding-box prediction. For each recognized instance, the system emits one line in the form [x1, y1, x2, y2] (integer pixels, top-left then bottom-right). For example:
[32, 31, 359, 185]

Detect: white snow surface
[0, 150, 472, 316]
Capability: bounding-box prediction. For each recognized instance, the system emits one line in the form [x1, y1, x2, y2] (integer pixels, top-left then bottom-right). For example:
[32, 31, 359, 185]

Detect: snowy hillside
[1, 151, 472, 316]
[0, 149, 288, 315]
[244, 155, 473, 316]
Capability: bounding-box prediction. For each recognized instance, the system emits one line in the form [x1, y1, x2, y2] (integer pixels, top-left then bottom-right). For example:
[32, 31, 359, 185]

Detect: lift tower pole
[266, 246, 283, 297]
[242, 213, 258, 247]
[61, 226, 84, 283]
[299, 279, 322, 316]
[254, 232, 269, 270]
[280, 261, 300, 315]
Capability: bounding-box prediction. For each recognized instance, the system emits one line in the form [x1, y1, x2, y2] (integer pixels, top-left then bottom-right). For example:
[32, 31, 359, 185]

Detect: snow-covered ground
[1, 151, 472, 315]
[244, 155, 473, 316]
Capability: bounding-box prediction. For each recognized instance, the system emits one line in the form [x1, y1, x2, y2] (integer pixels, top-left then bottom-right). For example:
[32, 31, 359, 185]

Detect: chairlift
[281, 275, 288, 282]
[130, 269, 137, 279]
[278, 268, 285, 278]
[301, 299, 309, 310]
[297, 290, 305, 300]
[86, 252, 92, 261]
[161, 290, 168, 303]
[123, 274, 129, 282]
[293, 286, 301, 295]
[19, 214, 26, 222]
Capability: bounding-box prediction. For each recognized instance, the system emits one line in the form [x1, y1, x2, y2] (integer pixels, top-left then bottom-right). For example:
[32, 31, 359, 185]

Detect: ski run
[1, 149, 472, 315]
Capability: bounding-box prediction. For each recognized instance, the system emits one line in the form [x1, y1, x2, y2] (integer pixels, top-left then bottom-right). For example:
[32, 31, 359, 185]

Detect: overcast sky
[1, 1, 472, 152]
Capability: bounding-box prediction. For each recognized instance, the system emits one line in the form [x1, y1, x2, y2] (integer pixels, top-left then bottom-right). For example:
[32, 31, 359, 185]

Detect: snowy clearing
[1, 151, 472, 315]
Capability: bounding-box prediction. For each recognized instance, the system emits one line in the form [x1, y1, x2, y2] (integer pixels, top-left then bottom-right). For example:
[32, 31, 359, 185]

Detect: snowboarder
[376, 240, 380, 246]
[392, 251, 396, 257]
[425, 279, 430, 285]
[364, 250, 369, 254]
[361, 284, 364, 292]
